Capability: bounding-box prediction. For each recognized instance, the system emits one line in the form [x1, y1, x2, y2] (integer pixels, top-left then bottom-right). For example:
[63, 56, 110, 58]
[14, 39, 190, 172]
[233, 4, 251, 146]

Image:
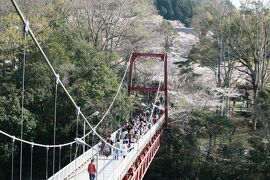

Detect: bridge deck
[49, 115, 165, 180]
[66, 156, 124, 180]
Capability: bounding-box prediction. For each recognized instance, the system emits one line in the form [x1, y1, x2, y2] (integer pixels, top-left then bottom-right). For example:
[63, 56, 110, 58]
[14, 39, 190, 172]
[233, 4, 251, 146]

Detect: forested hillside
[154, 0, 234, 27]
[146, 0, 270, 179]
[155, 0, 196, 26]
[2, 0, 270, 179]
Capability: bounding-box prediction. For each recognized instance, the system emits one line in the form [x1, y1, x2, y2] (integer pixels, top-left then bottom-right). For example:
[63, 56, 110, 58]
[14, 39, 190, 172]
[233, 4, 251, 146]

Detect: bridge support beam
[127, 52, 168, 127]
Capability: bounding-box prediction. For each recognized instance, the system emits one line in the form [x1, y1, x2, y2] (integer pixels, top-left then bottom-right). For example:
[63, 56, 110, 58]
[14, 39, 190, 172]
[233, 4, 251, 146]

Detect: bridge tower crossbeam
[127, 52, 168, 127]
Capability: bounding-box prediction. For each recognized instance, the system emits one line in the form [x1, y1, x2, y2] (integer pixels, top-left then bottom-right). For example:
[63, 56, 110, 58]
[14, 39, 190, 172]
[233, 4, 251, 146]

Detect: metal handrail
[109, 115, 165, 180]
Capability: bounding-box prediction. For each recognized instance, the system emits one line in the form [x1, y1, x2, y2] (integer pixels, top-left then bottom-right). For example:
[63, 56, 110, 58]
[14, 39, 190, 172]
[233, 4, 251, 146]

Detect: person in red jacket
[88, 158, 97, 180]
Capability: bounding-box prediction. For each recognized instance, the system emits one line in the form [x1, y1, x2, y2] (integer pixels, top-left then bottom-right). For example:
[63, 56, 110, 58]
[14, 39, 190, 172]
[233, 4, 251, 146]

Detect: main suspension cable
[0, 60, 161, 152]
[9, 0, 164, 153]
[0, 60, 130, 149]
[9, 0, 132, 151]
[93, 59, 130, 130]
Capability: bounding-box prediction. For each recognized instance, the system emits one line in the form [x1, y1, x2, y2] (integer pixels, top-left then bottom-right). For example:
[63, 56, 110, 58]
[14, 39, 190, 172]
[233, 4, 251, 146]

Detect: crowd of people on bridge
[88, 99, 163, 180]
[99, 101, 162, 160]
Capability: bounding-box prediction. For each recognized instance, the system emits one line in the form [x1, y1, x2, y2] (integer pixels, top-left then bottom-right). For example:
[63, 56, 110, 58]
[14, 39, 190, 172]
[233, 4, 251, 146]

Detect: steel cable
[30, 144, 33, 180]
[19, 19, 28, 180]
[11, 138, 15, 180]
[6, 0, 160, 154]
[53, 75, 59, 176]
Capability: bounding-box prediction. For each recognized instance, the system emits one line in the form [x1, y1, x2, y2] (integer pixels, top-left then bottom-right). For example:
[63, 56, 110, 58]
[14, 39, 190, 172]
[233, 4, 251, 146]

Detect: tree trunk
[206, 134, 212, 160]
[252, 85, 258, 130]
[217, 36, 222, 87]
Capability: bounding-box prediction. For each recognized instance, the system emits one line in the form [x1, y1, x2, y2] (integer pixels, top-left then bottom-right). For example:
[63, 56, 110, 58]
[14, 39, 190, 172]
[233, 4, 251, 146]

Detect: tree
[155, 0, 196, 27]
[159, 20, 175, 51]
[146, 110, 237, 180]
[257, 88, 270, 142]
[70, 0, 155, 56]
[225, 1, 270, 129]
[248, 134, 270, 178]
[0, 1, 132, 178]
[190, 110, 231, 160]
[145, 127, 201, 180]
[191, 0, 270, 129]
[192, 0, 235, 87]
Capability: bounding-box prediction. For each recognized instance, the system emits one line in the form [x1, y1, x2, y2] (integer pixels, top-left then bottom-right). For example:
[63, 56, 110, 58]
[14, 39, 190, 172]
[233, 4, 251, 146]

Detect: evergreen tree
[155, 0, 196, 26]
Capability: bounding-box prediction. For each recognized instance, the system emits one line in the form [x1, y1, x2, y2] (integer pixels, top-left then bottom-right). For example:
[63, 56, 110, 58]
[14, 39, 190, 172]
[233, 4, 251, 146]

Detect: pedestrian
[129, 128, 135, 138]
[106, 135, 113, 156]
[114, 139, 120, 159]
[88, 158, 96, 180]
[103, 143, 111, 158]
[116, 130, 121, 142]
[159, 94, 164, 104]
[145, 110, 150, 118]
[153, 114, 159, 124]
[121, 141, 128, 159]
[121, 128, 127, 139]
[154, 101, 160, 117]
[99, 141, 105, 155]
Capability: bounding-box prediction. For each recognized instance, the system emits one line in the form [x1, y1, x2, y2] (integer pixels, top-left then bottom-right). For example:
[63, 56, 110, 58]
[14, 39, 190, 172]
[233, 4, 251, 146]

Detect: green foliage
[0, 96, 37, 140]
[159, 20, 175, 51]
[155, 0, 196, 26]
[146, 110, 234, 179]
[146, 107, 270, 179]
[247, 134, 270, 178]
[248, 135, 269, 164]
[190, 110, 231, 140]
[257, 88, 270, 123]
[0, 2, 131, 178]
[145, 128, 201, 180]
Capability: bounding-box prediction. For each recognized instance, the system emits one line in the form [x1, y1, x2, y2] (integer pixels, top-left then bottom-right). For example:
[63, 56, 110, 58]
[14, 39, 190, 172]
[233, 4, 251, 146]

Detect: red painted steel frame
[122, 130, 163, 180]
[128, 52, 168, 127]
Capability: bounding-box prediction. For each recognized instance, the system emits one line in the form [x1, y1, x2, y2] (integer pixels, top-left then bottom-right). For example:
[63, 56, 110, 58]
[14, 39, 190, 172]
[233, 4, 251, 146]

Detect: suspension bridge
[0, 1, 169, 179]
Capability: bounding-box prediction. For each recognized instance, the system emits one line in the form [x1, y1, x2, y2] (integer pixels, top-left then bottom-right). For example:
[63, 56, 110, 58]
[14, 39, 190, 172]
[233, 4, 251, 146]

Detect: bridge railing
[48, 144, 98, 180]
[109, 114, 165, 180]
[48, 129, 121, 180]
[48, 115, 163, 180]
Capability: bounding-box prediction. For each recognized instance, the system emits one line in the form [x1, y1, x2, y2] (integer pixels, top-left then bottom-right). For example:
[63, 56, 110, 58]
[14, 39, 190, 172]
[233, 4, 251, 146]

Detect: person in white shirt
[121, 141, 128, 159]
[114, 139, 120, 159]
